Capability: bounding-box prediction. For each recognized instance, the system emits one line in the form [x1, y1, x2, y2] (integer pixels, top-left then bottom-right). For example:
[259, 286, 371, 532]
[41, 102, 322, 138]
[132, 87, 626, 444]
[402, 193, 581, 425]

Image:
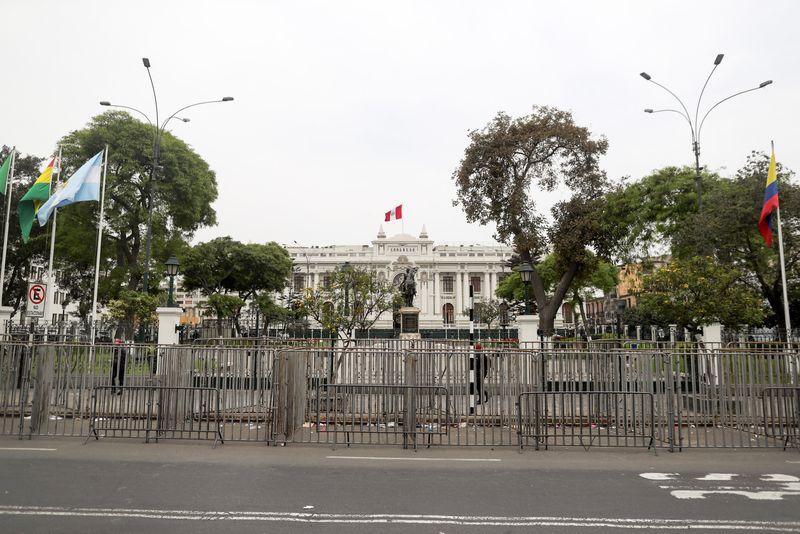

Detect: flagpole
[44, 146, 63, 335]
[90, 145, 109, 346]
[0, 148, 17, 307]
[769, 141, 792, 346]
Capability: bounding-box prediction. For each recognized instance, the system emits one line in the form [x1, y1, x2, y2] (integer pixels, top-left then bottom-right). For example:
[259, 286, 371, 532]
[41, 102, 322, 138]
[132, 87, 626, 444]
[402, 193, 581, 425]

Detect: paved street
[1, 437, 799, 533]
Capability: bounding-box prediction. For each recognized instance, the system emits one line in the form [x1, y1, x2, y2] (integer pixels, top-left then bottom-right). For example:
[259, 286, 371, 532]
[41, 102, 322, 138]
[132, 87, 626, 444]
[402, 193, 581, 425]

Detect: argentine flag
[37, 150, 104, 226]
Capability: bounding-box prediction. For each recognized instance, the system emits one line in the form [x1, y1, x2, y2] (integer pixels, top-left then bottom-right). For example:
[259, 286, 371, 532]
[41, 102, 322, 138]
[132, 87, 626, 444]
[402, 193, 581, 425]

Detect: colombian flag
[758, 150, 779, 247]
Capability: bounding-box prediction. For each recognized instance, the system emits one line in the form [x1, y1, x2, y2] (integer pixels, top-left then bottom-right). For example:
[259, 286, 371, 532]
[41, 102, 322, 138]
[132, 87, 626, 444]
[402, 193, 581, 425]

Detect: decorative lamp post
[165, 256, 180, 308]
[517, 262, 534, 315]
[100, 57, 233, 295]
[640, 53, 772, 212]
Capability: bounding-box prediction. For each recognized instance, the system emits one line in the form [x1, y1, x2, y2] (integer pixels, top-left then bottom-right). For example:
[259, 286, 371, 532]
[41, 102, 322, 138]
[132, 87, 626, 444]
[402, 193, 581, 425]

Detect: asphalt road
[1, 437, 799, 533]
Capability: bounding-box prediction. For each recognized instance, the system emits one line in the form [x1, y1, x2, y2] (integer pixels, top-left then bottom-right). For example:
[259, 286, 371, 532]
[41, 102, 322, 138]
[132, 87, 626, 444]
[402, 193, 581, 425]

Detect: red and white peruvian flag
[385, 204, 403, 221]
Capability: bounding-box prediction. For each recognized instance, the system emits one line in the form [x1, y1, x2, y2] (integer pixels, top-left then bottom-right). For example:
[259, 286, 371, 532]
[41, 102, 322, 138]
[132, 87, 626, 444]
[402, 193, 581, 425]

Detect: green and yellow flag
[19, 158, 54, 242]
[0, 152, 12, 195]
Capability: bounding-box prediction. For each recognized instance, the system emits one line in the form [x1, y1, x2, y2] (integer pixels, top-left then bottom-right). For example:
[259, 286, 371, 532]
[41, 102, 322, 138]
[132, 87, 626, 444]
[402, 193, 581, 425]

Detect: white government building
[285, 226, 570, 330]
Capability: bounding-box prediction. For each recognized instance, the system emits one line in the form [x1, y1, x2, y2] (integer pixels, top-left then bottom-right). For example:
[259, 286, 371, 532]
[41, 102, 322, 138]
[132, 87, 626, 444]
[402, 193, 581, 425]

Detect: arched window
[443, 303, 455, 325]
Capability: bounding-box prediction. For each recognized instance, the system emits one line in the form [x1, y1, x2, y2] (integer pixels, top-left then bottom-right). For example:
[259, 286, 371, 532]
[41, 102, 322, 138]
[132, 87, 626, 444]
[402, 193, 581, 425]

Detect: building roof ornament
[377, 225, 386, 239]
[419, 224, 428, 239]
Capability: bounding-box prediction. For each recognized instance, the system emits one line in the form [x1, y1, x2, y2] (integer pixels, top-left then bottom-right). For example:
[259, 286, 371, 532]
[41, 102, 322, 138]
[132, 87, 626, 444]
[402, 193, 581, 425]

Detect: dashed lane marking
[326, 456, 501, 462]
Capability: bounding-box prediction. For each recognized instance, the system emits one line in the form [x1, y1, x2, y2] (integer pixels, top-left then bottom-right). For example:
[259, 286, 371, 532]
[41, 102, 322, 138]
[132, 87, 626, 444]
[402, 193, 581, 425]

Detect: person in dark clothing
[474, 343, 491, 404]
[110, 339, 127, 395]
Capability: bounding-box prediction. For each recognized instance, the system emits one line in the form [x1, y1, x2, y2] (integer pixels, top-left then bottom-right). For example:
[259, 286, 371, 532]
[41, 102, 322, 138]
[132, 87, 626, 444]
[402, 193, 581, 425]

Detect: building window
[293, 274, 305, 291]
[442, 275, 454, 294]
[469, 276, 482, 294]
[443, 303, 455, 325]
[323, 275, 332, 289]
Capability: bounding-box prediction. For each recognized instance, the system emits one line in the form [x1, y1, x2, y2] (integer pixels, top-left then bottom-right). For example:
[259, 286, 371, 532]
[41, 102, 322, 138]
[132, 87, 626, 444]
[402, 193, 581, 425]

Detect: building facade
[287, 226, 556, 329]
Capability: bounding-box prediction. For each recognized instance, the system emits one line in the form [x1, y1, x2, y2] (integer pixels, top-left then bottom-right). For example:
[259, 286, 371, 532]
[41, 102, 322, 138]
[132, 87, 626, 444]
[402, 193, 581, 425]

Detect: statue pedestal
[399, 307, 420, 339]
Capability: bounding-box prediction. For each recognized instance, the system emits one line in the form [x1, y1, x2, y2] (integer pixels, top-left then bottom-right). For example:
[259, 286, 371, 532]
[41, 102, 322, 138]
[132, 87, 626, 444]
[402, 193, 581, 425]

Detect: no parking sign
[27, 282, 47, 318]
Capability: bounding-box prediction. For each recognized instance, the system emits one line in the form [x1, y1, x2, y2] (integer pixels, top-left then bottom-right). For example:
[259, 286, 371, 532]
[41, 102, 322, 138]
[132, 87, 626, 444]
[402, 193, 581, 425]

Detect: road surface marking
[1, 506, 799, 531]
[0, 448, 57, 452]
[696, 473, 737, 481]
[326, 456, 501, 462]
[642, 472, 800, 500]
[639, 473, 678, 480]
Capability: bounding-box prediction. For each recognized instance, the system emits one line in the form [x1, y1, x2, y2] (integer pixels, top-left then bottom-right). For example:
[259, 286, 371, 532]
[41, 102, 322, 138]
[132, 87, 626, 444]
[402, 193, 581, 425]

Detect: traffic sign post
[27, 282, 47, 319]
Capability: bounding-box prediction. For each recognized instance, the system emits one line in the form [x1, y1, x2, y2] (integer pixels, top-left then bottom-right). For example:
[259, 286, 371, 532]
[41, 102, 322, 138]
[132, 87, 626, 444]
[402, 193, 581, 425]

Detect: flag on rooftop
[37, 150, 103, 226]
[385, 204, 403, 221]
[0, 153, 12, 195]
[19, 158, 54, 242]
[758, 149, 780, 247]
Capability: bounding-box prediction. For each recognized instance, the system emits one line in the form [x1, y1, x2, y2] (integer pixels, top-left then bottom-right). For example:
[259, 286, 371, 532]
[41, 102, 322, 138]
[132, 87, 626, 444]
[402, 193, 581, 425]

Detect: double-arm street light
[101, 57, 233, 294]
[640, 53, 772, 212]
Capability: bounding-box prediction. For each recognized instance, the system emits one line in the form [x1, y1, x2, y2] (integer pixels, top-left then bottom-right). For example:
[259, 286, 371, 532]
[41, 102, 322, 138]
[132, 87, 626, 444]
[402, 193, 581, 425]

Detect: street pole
[641, 54, 772, 213]
[100, 58, 233, 296]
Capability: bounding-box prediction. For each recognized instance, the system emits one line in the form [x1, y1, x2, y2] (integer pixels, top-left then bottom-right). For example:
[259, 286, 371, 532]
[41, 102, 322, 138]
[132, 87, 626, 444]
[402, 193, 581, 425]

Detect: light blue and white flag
[37, 150, 104, 226]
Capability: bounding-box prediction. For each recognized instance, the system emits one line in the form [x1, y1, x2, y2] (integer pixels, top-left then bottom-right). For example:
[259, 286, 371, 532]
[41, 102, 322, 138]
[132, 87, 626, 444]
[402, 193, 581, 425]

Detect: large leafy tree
[637, 257, 765, 334]
[181, 237, 293, 334]
[605, 153, 799, 327]
[300, 265, 401, 346]
[453, 107, 610, 335]
[52, 111, 219, 306]
[0, 146, 48, 315]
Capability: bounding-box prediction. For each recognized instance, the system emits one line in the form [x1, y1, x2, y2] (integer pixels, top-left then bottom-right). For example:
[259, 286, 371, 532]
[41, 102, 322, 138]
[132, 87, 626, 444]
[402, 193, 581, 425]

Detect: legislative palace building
[286, 225, 519, 329]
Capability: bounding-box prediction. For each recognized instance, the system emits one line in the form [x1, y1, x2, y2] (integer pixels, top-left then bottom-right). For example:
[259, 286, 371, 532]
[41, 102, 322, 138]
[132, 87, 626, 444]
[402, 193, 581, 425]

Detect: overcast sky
[3, 1, 798, 249]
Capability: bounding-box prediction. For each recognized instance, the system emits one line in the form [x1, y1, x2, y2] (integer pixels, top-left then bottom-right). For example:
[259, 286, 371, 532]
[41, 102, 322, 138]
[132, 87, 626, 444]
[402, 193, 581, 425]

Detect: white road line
[326, 456, 501, 462]
[1, 506, 800, 531]
[0, 448, 57, 452]
[639, 473, 678, 480]
[696, 473, 737, 481]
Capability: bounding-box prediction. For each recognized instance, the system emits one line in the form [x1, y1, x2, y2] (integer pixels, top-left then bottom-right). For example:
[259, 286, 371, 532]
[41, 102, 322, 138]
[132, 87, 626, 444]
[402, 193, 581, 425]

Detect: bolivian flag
[758, 150, 780, 247]
[19, 158, 54, 242]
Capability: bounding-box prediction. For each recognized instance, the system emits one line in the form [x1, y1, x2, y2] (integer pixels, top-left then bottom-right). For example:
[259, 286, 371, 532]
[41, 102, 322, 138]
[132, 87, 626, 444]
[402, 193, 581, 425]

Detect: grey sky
[3, 1, 797, 249]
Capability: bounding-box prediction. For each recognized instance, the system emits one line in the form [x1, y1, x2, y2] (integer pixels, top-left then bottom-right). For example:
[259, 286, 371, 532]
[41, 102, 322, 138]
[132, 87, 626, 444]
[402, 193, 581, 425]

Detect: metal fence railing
[1, 339, 798, 449]
[306, 384, 449, 449]
[517, 391, 656, 451]
[86, 386, 223, 445]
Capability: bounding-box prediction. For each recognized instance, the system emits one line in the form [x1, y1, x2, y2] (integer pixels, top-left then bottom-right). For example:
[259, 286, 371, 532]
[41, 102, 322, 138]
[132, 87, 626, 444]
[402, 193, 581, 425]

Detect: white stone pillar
[454, 273, 462, 320]
[434, 273, 441, 320]
[0, 306, 13, 336]
[702, 322, 722, 344]
[516, 315, 540, 345]
[157, 307, 182, 346]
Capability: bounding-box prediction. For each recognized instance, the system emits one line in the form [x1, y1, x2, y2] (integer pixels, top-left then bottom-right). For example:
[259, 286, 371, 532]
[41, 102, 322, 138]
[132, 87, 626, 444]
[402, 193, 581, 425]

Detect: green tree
[52, 111, 219, 304]
[467, 298, 505, 329]
[604, 153, 800, 328]
[181, 237, 293, 334]
[453, 107, 611, 336]
[495, 253, 617, 329]
[300, 265, 401, 347]
[0, 146, 48, 316]
[105, 289, 160, 340]
[637, 257, 765, 334]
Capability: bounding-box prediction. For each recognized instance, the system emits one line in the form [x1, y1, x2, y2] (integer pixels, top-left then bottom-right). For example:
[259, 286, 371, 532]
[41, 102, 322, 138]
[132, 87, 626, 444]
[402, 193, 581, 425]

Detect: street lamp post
[100, 57, 233, 295]
[165, 256, 180, 307]
[640, 53, 772, 212]
[517, 262, 534, 315]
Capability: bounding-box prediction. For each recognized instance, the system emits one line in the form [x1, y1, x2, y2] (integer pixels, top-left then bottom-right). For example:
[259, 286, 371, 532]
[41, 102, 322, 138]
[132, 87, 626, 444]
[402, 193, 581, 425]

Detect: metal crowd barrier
[86, 386, 223, 446]
[761, 386, 800, 450]
[517, 391, 656, 452]
[311, 384, 449, 449]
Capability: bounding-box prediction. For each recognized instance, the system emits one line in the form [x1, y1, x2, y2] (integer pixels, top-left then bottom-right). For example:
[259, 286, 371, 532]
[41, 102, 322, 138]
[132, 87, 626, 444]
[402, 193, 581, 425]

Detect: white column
[434, 272, 441, 319]
[156, 307, 182, 346]
[463, 272, 470, 315]
[454, 273, 462, 319]
[0, 306, 13, 336]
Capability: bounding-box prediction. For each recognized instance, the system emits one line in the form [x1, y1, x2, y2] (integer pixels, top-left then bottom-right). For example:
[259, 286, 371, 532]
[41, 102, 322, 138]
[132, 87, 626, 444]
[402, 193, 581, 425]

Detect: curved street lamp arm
[101, 104, 153, 129]
[695, 63, 720, 139]
[646, 79, 696, 142]
[645, 108, 694, 139]
[160, 99, 233, 132]
[144, 66, 160, 149]
[697, 85, 769, 144]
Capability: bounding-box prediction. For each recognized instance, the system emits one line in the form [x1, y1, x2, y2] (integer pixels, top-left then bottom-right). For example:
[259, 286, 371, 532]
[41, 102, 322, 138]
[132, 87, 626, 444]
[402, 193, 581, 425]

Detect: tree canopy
[453, 107, 610, 335]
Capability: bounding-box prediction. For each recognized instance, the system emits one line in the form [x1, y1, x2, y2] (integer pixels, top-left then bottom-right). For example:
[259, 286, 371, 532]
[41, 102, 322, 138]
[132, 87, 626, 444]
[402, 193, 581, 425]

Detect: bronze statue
[400, 267, 417, 307]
